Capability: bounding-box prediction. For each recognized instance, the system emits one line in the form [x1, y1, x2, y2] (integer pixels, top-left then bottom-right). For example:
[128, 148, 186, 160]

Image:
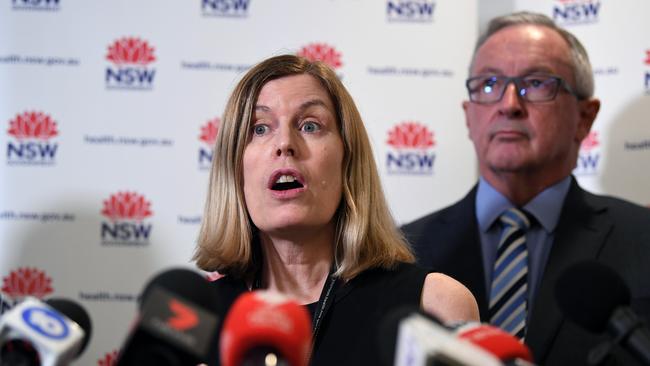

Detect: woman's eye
[301, 121, 320, 133]
[253, 124, 269, 136]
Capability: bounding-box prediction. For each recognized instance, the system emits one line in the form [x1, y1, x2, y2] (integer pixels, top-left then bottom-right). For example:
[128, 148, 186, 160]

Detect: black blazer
[402, 178, 650, 365]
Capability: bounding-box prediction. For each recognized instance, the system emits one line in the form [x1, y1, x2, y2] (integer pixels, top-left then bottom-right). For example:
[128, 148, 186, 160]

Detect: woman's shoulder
[420, 272, 480, 324]
[359, 261, 431, 287]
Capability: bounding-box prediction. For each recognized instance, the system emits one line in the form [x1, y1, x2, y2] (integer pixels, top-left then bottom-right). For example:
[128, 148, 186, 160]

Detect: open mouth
[271, 174, 304, 191]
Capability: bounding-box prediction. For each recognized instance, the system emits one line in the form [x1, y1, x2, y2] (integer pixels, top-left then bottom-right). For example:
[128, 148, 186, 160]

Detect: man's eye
[253, 124, 269, 135]
[524, 76, 551, 88]
[481, 77, 500, 93]
[301, 121, 321, 133]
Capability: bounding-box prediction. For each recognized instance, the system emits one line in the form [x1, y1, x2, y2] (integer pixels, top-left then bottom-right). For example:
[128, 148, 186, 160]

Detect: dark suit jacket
[402, 178, 650, 365]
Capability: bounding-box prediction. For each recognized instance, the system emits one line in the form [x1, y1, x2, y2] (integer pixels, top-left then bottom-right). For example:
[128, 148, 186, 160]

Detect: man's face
[463, 25, 596, 183]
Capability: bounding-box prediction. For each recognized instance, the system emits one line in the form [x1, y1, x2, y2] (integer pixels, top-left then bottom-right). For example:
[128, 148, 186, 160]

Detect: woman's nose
[275, 127, 295, 157]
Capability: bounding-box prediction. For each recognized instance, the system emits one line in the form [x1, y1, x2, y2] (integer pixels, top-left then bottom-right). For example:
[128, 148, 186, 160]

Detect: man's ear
[576, 98, 600, 141]
[462, 100, 471, 137]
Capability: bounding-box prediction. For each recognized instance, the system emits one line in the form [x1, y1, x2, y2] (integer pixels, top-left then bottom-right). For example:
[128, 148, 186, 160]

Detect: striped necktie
[489, 207, 530, 339]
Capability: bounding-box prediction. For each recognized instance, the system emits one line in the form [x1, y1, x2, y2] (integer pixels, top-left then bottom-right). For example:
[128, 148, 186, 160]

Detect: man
[402, 11, 650, 365]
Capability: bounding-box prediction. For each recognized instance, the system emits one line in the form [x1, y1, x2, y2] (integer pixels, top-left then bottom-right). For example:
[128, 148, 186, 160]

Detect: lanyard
[307, 269, 339, 365]
[251, 266, 340, 362]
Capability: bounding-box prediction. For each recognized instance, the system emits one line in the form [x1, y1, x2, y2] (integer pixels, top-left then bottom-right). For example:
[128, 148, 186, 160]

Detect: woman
[195, 54, 478, 365]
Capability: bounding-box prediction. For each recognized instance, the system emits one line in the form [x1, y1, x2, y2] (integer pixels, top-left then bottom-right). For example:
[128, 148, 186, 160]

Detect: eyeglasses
[466, 74, 582, 104]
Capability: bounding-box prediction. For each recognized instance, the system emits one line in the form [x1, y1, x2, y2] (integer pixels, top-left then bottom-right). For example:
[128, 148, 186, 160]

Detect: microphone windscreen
[139, 268, 218, 311]
[376, 306, 443, 366]
[555, 261, 630, 332]
[220, 291, 312, 366]
[456, 323, 533, 362]
[45, 298, 92, 356]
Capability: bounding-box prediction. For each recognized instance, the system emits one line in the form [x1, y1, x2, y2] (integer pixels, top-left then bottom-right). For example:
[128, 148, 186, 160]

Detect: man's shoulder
[401, 188, 476, 233]
[578, 188, 650, 225]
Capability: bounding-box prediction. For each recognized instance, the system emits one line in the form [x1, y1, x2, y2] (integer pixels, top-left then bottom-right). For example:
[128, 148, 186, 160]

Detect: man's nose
[498, 81, 526, 118]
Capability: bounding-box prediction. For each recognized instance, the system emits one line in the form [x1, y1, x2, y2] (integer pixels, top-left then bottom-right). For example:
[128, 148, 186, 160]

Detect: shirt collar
[476, 176, 571, 233]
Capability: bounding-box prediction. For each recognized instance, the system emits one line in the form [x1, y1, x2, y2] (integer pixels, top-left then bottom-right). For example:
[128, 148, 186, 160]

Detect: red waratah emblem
[97, 350, 119, 366]
[1, 268, 53, 299]
[297, 43, 343, 69]
[645, 50, 650, 65]
[581, 131, 600, 151]
[387, 122, 436, 149]
[106, 37, 156, 66]
[7, 111, 59, 141]
[101, 192, 153, 221]
[199, 118, 220, 146]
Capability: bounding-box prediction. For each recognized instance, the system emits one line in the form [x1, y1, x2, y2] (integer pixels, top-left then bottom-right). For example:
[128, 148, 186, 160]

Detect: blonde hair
[194, 55, 414, 280]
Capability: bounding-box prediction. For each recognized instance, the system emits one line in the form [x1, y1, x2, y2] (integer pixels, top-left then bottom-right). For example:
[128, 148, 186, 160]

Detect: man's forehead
[472, 24, 573, 75]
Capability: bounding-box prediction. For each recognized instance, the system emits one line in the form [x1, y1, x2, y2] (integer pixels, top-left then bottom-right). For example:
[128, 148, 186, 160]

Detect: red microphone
[220, 291, 312, 366]
[456, 323, 535, 365]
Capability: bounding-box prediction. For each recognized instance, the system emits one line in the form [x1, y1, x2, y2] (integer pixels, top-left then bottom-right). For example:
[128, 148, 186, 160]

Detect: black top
[209, 262, 430, 366]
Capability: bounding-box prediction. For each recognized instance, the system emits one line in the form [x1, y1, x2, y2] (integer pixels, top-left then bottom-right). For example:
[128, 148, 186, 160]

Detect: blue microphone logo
[22, 307, 69, 340]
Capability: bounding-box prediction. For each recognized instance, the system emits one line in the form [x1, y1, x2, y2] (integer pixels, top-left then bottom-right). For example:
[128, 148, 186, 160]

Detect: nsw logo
[386, 121, 436, 175]
[201, 0, 250, 17]
[198, 117, 219, 170]
[100, 192, 154, 246]
[6, 111, 59, 166]
[12, 0, 60, 11]
[105, 37, 157, 90]
[645, 50, 650, 95]
[297, 43, 343, 71]
[574, 131, 600, 175]
[552, 0, 601, 25]
[97, 350, 119, 366]
[386, 0, 435, 23]
[1, 267, 54, 311]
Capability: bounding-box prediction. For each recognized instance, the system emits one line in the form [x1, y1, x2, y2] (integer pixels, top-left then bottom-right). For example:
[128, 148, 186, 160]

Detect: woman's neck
[258, 228, 335, 305]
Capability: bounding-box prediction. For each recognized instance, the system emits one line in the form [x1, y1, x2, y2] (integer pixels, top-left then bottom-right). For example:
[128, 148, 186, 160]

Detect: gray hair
[470, 11, 594, 99]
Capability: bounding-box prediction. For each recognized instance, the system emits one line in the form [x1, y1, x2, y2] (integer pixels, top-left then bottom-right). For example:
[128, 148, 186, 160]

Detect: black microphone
[556, 260, 650, 365]
[0, 297, 92, 366]
[116, 268, 221, 366]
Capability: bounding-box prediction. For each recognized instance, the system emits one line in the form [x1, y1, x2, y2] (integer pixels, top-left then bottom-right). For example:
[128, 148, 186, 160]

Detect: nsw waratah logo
[97, 350, 119, 366]
[100, 192, 154, 246]
[297, 43, 343, 70]
[386, 0, 436, 23]
[198, 117, 219, 170]
[552, 0, 601, 25]
[201, 0, 250, 17]
[385, 121, 436, 175]
[1, 268, 54, 310]
[12, 0, 60, 11]
[6, 111, 59, 166]
[105, 37, 157, 90]
[574, 131, 601, 175]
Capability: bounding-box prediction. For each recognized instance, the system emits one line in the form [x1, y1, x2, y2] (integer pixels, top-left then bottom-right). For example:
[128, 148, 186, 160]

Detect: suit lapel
[526, 179, 613, 363]
[435, 187, 490, 318]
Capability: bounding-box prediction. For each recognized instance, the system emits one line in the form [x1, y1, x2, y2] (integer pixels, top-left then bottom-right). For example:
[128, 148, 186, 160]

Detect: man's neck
[483, 170, 571, 206]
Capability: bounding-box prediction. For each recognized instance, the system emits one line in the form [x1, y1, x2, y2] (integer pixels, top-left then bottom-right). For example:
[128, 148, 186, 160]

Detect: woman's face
[242, 74, 344, 237]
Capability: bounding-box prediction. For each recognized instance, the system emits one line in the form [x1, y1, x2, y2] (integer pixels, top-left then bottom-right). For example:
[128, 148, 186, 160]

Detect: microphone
[377, 306, 503, 366]
[455, 323, 534, 365]
[220, 290, 312, 366]
[555, 260, 650, 365]
[116, 268, 221, 366]
[0, 297, 92, 366]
